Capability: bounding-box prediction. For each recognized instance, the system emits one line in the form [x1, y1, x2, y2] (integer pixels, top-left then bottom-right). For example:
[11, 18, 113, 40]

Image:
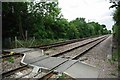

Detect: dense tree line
[110, 1, 120, 47]
[2, 2, 111, 41]
[109, 0, 120, 62]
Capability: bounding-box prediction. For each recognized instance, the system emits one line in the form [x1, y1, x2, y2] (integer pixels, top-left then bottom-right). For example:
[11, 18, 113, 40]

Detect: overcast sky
[58, 0, 115, 30]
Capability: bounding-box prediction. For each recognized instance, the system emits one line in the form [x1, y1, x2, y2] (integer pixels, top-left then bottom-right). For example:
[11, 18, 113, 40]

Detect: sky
[58, 0, 115, 30]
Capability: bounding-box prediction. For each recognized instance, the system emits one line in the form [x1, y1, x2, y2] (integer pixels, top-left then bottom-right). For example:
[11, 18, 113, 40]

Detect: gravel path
[80, 35, 118, 78]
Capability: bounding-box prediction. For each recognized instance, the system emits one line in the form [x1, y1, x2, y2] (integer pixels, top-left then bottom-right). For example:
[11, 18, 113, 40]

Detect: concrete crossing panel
[55, 60, 77, 72]
[31, 57, 67, 70]
[64, 61, 99, 78]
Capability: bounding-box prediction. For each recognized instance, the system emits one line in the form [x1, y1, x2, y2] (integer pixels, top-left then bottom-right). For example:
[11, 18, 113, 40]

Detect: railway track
[1, 36, 90, 59]
[0, 37, 86, 71]
[60, 37, 107, 60]
[33, 38, 87, 50]
[49, 35, 107, 57]
[24, 35, 108, 79]
[1, 35, 101, 58]
[1, 65, 28, 78]
[36, 35, 108, 79]
[2, 35, 108, 79]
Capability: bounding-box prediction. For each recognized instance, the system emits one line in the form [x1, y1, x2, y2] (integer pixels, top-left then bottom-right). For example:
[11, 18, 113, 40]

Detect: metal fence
[2, 36, 35, 49]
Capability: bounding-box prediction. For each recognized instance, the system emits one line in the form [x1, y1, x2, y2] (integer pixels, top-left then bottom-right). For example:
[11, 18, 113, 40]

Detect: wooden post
[15, 36, 17, 48]
[29, 37, 35, 47]
[9, 37, 11, 48]
[25, 30, 28, 41]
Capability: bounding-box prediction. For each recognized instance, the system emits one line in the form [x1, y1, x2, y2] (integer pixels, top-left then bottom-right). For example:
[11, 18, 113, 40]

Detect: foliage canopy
[2, 2, 110, 41]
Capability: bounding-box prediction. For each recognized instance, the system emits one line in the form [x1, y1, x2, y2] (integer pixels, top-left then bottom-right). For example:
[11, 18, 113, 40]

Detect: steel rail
[2, 65, 28, 78]
[71, 37, 107, 60]
[37, 36, 108, 79]
[51, 36, 107, 57]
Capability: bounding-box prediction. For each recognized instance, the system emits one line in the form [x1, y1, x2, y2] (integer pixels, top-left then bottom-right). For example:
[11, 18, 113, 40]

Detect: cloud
[58, 0, 115, 30]
[96, 16, 114, 30]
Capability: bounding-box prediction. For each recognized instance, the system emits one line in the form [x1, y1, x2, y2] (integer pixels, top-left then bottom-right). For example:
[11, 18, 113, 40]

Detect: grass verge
[10, 38, 67, 48]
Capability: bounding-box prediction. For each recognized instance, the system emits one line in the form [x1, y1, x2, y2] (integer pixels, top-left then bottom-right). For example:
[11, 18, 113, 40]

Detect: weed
[110, 72, 116, 76]
[8, 57, 14, 63]
[118, 65, 120, 71]
[108, 59, 115, 64]
[51, 47, 56, 50]
[112, 47, 120, 62]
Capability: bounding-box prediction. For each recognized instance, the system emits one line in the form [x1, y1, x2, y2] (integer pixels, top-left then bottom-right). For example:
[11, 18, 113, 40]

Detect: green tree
[110, 1, 120, 46]
[2, 2, 29, 39]
[2, 2, 111, 48]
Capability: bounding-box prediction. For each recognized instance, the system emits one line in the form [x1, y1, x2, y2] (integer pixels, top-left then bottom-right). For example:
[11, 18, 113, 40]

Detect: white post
[15, 36, 17, 48]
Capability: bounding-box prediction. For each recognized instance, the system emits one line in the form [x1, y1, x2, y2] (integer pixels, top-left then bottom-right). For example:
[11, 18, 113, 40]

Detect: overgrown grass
[111, 47, 120, 72]
[112, 47, 120, 62]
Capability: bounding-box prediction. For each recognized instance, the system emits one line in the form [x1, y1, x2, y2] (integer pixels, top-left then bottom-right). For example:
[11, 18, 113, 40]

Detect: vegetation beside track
[110, 1, 120, 68]
[2, 2, 111, 49]
[10, 38, 67, 48]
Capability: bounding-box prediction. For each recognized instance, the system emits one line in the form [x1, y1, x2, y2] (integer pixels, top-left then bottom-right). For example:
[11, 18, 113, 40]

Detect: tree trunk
[18, 15, 25, 40]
